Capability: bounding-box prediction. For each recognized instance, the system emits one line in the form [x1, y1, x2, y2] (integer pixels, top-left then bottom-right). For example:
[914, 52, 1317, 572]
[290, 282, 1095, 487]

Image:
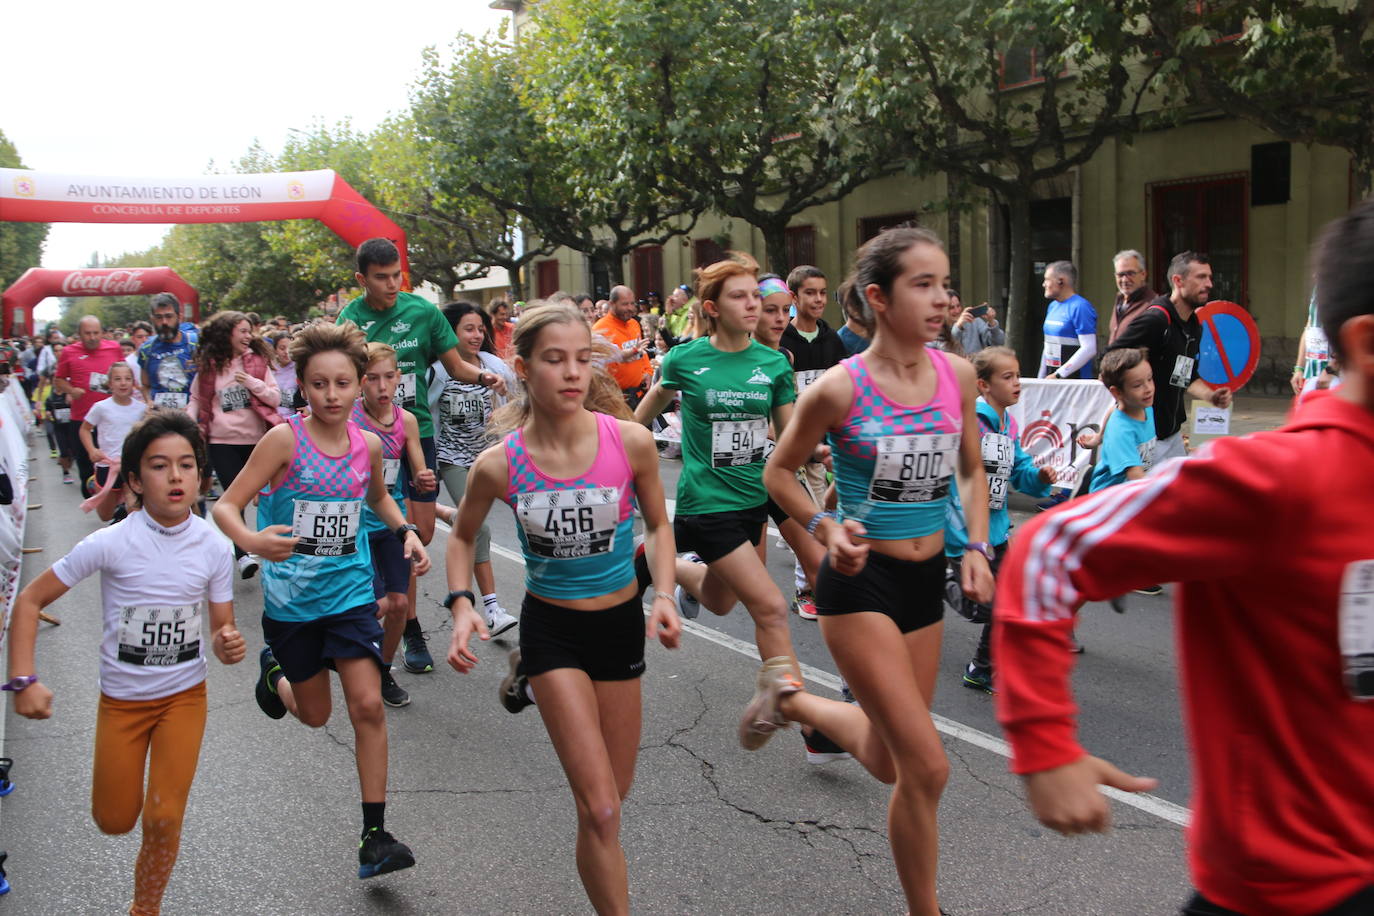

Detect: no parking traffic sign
[1197, 300, 1260, 390]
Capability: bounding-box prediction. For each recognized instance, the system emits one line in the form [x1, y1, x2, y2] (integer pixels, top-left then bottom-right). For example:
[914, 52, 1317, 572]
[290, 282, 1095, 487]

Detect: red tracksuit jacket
[993, 391, 1374, 915]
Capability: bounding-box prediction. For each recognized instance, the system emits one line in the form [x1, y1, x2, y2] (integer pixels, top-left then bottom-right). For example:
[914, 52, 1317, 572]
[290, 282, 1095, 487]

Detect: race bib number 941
[517, 487, 620, 559]
[869, 433, 960, 503]
[711, 419, 768, 467]
[117, 604, 201, 667]
[291, 499, 362, 556]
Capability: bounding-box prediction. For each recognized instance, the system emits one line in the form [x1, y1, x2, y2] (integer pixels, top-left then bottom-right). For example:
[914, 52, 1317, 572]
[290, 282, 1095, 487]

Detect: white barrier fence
[1007, 378, 1116, 493]
[0, 380, 32, 645]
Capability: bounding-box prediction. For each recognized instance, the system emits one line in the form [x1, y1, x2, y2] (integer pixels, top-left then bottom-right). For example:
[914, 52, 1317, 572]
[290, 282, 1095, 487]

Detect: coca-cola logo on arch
[60, 270, 146, 296]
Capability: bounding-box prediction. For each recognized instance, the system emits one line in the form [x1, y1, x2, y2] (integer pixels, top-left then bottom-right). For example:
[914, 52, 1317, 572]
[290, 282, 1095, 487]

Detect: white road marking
[434, 517, 1189, 828]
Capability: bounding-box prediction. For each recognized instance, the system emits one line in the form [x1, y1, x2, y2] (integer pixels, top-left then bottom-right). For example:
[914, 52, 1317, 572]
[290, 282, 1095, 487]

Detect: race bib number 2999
[869, 433, 959, 503]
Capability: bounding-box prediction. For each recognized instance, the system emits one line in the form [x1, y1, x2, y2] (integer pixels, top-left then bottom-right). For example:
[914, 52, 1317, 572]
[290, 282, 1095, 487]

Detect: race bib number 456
[517, 487, 620, 559]
[711, 419, 767, 467]
[117, 604, 201, 667]
[291, 499, 362, 556]
[869, 433, 959, 503]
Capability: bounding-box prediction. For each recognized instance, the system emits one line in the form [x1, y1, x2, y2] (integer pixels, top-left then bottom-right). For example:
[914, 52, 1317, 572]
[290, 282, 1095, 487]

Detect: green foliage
[0, 130, 49, 291]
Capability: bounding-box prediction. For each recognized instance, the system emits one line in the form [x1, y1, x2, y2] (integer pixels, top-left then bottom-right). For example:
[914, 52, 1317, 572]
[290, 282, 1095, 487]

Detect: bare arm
[950, 357, 994, 603]
[362, 431, 429, 573]
[622, 421, 680, 649]
[7, 570, 70, 719]
[632, 382, 677, 427]
[78, 420, 107, 464]
[207, 600, 246, 665]
[1187, 378, 1231, 408]
[211, 424, 298, 560]
[438, 347, 505, 396]
[445, 446, 505, 671]
[401, 409, 436, 492]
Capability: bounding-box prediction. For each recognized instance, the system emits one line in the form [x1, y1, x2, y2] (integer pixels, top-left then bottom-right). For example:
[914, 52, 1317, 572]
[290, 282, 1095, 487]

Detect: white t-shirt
[83, 397, 148, 468]
[52, 512, 235, 701]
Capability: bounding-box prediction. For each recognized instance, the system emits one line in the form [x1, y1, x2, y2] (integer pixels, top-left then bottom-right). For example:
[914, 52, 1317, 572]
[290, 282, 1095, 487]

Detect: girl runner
[190, 311, 282, 578]
[212, 321, 431, 880]
[763, 227, 994, 916]
[79, 361, 147, 521]
[8, 409, 246, 916]
[445, 303, 680, 916]
[431, 301, 518, 635]
[268, 332, 300, 419]
[352, 342, 438, 708]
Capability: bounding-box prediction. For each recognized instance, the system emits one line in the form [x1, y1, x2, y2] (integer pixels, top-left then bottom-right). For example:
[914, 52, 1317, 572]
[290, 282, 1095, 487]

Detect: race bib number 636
[291, 499, 362, 556]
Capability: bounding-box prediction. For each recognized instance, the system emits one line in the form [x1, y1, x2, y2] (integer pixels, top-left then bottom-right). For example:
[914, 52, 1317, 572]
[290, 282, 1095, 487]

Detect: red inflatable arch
[0, 167, 408, 336]
[1, 267, 199, 337]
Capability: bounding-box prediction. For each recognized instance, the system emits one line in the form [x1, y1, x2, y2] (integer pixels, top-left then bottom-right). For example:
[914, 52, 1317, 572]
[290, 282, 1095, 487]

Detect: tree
[413, 34, 699, 290]
[0, 130, 49, 291]
[1144, 0, 1374, 197]
[840, 0, 1169, 357]
[522, 0, 896, 275]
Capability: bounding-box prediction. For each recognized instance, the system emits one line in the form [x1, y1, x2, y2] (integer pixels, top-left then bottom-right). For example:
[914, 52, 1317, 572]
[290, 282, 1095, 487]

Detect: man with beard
[139, 293, 197, 410]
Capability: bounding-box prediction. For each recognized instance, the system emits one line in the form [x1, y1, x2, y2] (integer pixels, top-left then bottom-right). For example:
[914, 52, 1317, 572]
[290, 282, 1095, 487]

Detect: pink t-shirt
[204, 356, 280, 445]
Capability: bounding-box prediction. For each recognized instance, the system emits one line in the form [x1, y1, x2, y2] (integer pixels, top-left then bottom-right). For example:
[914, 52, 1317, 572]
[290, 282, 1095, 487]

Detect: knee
[296, 702, 331, 729]
[347, 694, 385, 729]
[897, 754, 950, 799]
[384, 597, 407, 623]
[751, 595, 789, 630]
[576, 796, 622, 842]
[93, 807, 139, 836]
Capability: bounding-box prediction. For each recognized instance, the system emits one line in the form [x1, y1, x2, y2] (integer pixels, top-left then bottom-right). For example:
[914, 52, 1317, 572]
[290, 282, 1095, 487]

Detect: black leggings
[208, 443, 254, 559]
[1182, 886, 1374, 915]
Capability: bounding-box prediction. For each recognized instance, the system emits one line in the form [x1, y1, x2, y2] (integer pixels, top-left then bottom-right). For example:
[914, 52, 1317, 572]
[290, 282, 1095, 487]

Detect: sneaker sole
[381, 691, 411, 708]
[961, 675, 995, 694]
[358, 851, 415, 879]
[401, 660, 433, 674]
[487, 617, 518, 638]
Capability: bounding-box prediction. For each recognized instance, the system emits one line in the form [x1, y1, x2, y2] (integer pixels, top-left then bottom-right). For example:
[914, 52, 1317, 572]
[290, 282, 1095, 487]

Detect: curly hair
[196, 311, 272, 375]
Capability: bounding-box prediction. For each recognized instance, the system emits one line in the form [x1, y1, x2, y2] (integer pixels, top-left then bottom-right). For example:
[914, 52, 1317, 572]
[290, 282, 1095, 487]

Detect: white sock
[523, 681, 536, 704]
[793, 560, 807, 593]
[483, 593, 498, 609]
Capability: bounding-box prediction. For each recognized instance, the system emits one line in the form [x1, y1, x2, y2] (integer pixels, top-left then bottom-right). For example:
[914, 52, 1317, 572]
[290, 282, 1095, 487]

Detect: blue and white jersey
[1040, 294, 1097, 379]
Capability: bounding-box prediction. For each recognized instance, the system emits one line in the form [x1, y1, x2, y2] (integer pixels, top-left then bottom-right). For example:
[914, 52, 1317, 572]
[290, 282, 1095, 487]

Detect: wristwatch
[443, 589, 476, 611]
[965, 542, 996, 562]
[1, 675, 38, 692]
[393, 523, 420, 541]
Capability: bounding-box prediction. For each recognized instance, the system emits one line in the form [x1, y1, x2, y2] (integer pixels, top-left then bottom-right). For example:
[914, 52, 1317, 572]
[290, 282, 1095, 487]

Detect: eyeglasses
[1115, 270, 1142, 279]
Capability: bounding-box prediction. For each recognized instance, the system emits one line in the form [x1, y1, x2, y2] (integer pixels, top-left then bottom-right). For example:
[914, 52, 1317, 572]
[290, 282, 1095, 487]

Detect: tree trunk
[437, 279, 457, 303]
[602, 252, 625, 287]
[759, 220, 790, 276]
[947, 205, 962, 291]
[1004, 191, 1036, 366]
[504, 261, 525, 301]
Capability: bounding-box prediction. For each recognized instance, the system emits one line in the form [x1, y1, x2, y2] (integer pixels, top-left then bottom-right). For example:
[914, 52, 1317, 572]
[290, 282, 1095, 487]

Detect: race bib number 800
[517, 487, 620, 559]
[711, 419, 768, 467]
[291, 499, 362, 556]
[117, 604, 201, 667]
[869, 433, 960, 503]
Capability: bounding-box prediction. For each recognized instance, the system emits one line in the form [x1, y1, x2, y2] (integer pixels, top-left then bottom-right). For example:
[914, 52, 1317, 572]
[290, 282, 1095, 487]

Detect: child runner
[942, 346, 1056, 693]
[79, 362, 148, 521]
[8, 409, 245, 916]
[268, 332, 301, 420]
[444, 303, 680, 916]
[993, 200, 1374, 916]
[352, 342, 438, 709]
[764, 227, 994, 916]
[432, 301, 518, 636]
[212, 321, 431, 880]
[1087, 348, 1157, 493]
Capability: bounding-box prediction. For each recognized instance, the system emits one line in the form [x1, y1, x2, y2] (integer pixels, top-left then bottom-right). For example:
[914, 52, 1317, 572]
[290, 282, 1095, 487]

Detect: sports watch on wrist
[2, 675, 38, 692]
[443, 590, 476, 611]
[394, 523, 420, 541]
[965, 542, 996, 562]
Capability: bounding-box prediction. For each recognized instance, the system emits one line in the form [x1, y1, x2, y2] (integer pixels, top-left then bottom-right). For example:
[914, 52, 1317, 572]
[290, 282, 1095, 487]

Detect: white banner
[0, 167, 335, 205]
[0, 379, 32, 646]
[1007, 378, 1115, 493]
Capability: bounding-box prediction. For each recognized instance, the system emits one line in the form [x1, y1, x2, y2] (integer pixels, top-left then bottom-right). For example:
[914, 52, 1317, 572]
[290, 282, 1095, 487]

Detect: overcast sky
[6, 0, 509, 321]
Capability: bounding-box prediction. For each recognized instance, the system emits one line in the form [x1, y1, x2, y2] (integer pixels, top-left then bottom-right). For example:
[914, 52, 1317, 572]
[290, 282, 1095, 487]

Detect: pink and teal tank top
[503, 412, 637, 600]
[258, 416, 376, 621]
[350, 401, 406, 536]
[828, 349, 963, 540]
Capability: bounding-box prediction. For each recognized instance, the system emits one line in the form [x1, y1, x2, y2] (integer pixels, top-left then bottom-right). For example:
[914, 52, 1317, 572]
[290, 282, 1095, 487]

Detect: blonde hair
[364, 341, 398, 370]
[971, 346, 1017, 382]
[107, 361, 137, 383]
[489, 304, 631, 436]
[290, 320, 368, 381]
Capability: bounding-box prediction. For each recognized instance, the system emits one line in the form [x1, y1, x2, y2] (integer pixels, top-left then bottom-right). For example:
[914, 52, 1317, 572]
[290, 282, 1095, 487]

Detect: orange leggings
[92, 682, 207, 916]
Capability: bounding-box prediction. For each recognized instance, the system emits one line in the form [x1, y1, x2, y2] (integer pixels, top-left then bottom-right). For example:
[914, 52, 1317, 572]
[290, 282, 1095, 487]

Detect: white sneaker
[237, 554, 260, 580]
[485, 604, 518, 637]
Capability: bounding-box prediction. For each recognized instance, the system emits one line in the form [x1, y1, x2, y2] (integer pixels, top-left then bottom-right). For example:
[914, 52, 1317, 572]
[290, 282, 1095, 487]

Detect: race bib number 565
[517, 487, 620, 559]
[117, 604, 201, 667]
[869, 433, 959, 503]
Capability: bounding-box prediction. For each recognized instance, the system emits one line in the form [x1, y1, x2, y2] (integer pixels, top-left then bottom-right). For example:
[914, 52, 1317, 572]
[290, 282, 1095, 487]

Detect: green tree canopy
[0, 130, 49, 292]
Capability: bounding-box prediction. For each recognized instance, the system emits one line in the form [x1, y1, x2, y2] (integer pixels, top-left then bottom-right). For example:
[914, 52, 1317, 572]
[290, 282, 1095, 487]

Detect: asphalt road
[0, 433, 1200, 915]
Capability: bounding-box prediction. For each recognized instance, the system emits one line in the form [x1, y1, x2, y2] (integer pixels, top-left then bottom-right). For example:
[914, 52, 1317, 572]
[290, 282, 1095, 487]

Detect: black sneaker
[499, 650, 534, 714]
[255, 648, 287, 720]
[803, 727, 851, 765]
[962, 663, 995, 694]
[401, 627, 434, 673]
[1133, 584, 1164, 597]
[379, 669, 410, 708]
[357, 828, 415, 879]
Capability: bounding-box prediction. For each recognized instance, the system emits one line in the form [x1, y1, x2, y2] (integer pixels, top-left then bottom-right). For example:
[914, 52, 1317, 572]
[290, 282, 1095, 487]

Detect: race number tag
[382, 458, 401, 487]
[219, 384, 251, 412]
[711, 419, 768, 467]
[981, 433, 1014, 511]
[516, 487, 620, 559]
[396, 373, 417, 408]
[1192, 407, 1231, 436]
[1043, 341, 1062, 368]
[154, 391, 189, 409]
[116, 604, 201, 667]
[291, 499, 362, 556]
[53, 408, 71, 422]
[1169, 355, 1195, 389]
[447, 389, 485, 423]
[1339, 560, 1374, 700]
[1305, 327, 1330, 363]
[795, 369, 823, 392]
[869, 433, 959, 503]
[87, 371, 109, 393]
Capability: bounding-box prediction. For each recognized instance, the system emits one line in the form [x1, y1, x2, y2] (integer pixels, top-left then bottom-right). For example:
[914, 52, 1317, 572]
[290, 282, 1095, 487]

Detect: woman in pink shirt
[189, 311, 282, 577]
